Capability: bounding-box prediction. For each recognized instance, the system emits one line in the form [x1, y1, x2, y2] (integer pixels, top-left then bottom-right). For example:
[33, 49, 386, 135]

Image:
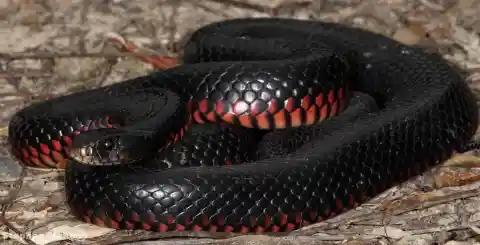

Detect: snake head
[68, 129, 149, 166]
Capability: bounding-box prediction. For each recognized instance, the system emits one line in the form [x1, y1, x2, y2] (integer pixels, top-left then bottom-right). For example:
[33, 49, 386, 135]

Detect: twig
[204, 0, 267, 12]
[0, 71, 53, 79]
[268, 0, 314, 13]
[82, 230, 239, 245]
[0, 51, 143, 60]
[95, 60, 116, 88]
[0, 92, 35, 99]
[166, 1, 181, 53]
[187, 1, 233, 18]
[419, 0, 445, 11]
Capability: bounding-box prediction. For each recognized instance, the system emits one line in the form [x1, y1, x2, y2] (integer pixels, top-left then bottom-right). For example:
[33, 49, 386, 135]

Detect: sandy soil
[1, 0, 480, 244]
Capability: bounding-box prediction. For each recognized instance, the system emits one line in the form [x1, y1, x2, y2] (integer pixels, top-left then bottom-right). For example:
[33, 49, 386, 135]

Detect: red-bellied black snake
[7, 18, 480, 233]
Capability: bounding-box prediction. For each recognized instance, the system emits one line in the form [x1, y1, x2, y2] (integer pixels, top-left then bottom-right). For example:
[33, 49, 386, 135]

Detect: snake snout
[68, 129, 134, 166]
[69, 138, 131, 166]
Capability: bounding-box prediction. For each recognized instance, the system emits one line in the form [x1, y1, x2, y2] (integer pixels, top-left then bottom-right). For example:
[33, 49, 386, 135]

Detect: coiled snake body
[7, 18, 479, 233]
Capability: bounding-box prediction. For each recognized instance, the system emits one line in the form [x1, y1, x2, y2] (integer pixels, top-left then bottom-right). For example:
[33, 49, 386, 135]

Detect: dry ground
[2, 0, 480, 244]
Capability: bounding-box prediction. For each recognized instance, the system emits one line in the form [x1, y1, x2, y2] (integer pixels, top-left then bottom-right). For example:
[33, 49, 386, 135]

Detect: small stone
[393, 27, 422, 45]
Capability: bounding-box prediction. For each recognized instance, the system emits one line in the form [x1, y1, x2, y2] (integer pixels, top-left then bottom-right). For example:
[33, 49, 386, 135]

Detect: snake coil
[7, 18, 479, 233]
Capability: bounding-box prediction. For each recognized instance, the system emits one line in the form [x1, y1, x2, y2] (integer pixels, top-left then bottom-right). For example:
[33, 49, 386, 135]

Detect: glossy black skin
[8, 18, 479, 233]
[256, 91, 380, 159]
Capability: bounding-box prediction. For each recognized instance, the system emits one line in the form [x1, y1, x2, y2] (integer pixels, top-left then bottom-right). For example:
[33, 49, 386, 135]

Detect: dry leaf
[30, 224, 114, 245]
[370, 226, 410, 239]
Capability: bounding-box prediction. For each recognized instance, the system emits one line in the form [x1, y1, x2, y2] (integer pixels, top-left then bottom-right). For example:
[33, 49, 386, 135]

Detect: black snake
[7, 18, 479, 233]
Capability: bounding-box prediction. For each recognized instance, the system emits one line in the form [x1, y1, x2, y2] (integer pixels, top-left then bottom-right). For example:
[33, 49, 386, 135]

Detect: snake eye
[103, 139, 114, 150]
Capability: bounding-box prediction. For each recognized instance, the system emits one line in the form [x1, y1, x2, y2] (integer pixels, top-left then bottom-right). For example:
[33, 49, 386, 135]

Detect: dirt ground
[2, 0, 480, 244]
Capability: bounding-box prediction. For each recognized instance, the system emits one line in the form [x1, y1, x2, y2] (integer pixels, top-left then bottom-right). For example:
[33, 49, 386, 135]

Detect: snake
[6, 18, 480, 233]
